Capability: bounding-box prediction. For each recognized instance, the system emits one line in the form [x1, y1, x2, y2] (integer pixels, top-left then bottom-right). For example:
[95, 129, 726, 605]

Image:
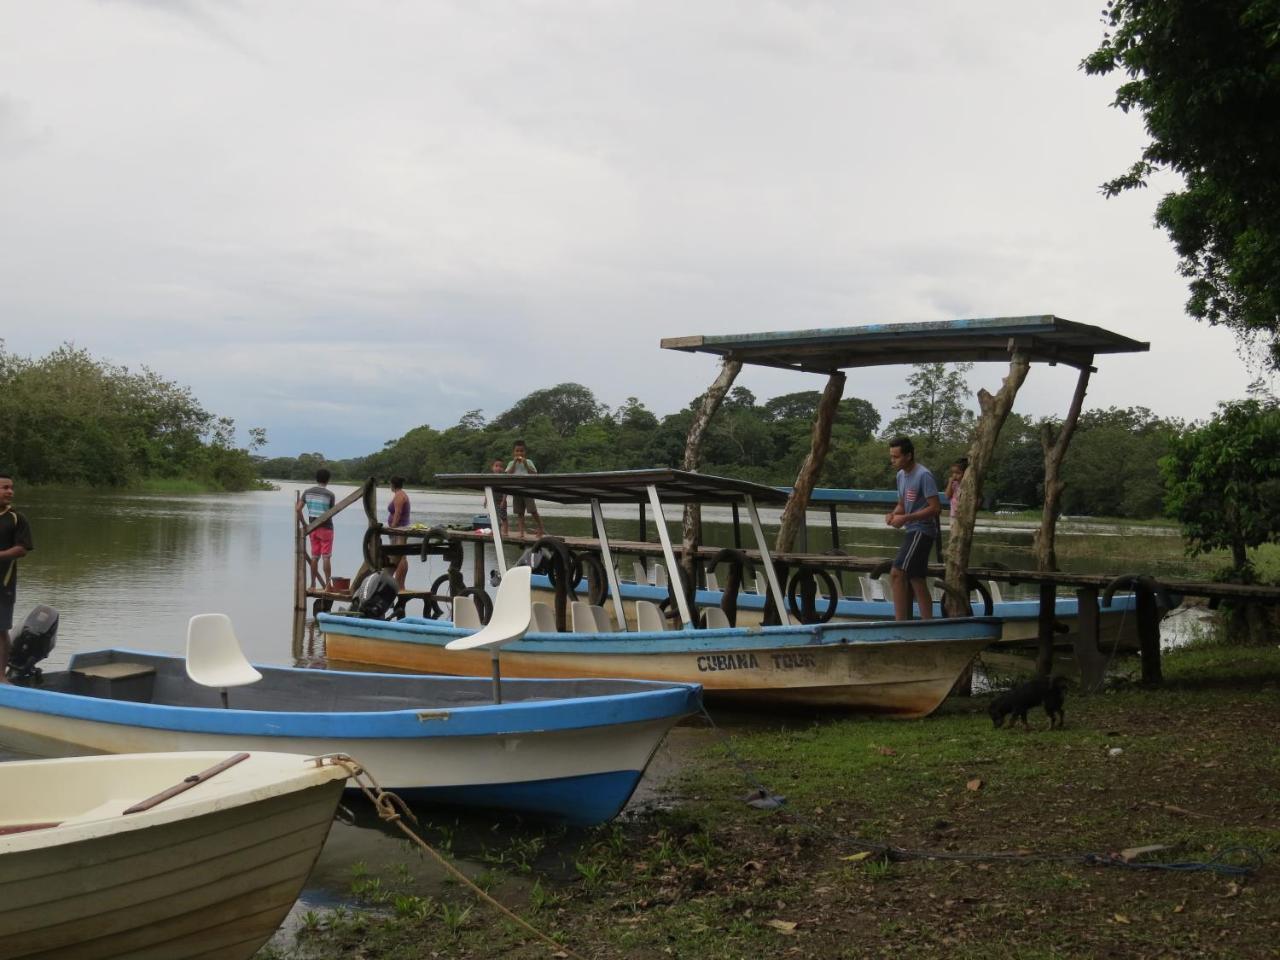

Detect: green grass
[270, 639, 1280, 960]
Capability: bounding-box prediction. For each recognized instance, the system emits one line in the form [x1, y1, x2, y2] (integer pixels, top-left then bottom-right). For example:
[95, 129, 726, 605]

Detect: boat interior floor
[26, 650, 667, 712]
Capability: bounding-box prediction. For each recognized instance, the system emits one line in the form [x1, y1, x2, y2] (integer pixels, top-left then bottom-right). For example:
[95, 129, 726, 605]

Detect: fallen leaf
[1113, 914, 1130, 924]
[876, 746, 897, 756]
[1222, 882, 1240, 898]
[967, 778, 984, 791]
[767, 920, 798, 934]
[1174, 904, 1186, 914]
[841, 851, 873, 862]
[1119, 844, 1171, 863]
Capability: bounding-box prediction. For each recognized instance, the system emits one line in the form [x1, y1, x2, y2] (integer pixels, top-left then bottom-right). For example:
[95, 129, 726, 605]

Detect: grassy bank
[263, 638, 1280, 960]
[25, 477, 277, 495]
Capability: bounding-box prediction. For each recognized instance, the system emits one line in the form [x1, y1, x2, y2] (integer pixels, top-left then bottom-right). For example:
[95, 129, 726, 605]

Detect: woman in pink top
[387, 476, 411, 589]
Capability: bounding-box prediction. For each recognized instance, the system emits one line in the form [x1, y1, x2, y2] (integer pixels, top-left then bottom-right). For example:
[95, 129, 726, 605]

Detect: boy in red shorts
[297, 468, 336, 590]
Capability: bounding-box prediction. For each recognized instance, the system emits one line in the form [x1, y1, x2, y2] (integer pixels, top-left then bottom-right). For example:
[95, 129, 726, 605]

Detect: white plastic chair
[986, 580, 1004, 604]
[186, 613, 262, 709]
[703, 607, 730, 629]
[591, 605, 612, 632]
[705, 570, 720, 592]
[571, 601, 600, 633]
[653, 564, 668, 589]
[632, 561, 649, 585]
[530, 601, 556, 633]
[754, 574, 767, 596]
[635, 600, 666, 633]
[444, 567, 534, 703]
[859, 576, 887, 602]
[452, 595, 482, 630]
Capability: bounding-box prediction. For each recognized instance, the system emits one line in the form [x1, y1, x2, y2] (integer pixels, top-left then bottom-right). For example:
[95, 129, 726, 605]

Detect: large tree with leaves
[1161, 397, 1280, 575]
[884, 362, 975, 447]
[1084, 1, 1280, 362]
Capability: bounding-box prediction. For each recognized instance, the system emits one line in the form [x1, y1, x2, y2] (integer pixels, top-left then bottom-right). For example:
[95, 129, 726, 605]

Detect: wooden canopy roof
[435, 469, 790, 506]
[661, 316, 1149, 373]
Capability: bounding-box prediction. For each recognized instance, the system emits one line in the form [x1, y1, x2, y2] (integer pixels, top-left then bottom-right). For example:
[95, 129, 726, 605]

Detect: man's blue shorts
[893, 531, 934, 580]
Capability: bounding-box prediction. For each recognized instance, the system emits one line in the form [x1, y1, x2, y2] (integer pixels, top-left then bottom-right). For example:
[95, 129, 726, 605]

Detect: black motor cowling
[349, 572, 399, 621]
[7, 604, 58, 685]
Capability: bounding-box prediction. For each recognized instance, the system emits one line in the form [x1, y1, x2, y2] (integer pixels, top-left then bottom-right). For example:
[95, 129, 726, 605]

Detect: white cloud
[0, 0, 1253, 458]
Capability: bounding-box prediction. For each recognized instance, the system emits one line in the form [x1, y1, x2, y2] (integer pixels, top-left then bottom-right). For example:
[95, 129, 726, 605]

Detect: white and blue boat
[0, 645, 700, 826]
[321, 470, 1005, 716]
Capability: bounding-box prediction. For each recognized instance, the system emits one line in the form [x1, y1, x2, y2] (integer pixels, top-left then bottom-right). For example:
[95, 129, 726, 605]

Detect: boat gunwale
[0, 649, 703, 739]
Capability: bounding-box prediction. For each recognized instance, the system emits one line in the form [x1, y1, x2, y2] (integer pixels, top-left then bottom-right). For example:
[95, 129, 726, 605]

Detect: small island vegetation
[0, 341, 268, 492]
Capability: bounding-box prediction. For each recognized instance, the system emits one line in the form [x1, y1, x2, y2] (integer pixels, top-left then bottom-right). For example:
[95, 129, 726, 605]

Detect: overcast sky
[0, 1, 1256, 459]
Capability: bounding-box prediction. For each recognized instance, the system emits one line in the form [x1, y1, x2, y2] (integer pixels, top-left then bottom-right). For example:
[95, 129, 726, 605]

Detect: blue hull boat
[0, 648, 702, 825]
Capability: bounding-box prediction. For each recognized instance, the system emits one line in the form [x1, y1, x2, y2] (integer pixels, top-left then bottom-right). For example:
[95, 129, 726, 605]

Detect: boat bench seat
[71, 662, 157, 703]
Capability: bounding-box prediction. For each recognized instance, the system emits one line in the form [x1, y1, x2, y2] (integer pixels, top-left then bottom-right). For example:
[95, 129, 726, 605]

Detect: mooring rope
[697, 706, 1262, 877]
[311, 754, 587, 960]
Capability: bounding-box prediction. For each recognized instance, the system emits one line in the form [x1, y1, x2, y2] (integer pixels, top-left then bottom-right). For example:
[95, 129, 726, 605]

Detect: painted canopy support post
[648, 484, 695, 630]
[679, 358, 742, 592]
[775, 372, 845, 553]
[1035, 364, 1092, 572]
[944, 350, 1032, 618]
[746, 495, 791, 627]
[592, 499, 628, 632]
[483, 486, 507, 576]
[1074, 587, 1107, 693]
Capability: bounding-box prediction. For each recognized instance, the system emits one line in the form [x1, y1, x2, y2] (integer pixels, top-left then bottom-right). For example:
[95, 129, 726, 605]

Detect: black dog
[989, 675, 1067, 730]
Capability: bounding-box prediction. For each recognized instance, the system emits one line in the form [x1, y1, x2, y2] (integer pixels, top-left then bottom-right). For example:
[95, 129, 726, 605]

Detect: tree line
[262, 365, 1184, 521]
[0, 342, 267, 490]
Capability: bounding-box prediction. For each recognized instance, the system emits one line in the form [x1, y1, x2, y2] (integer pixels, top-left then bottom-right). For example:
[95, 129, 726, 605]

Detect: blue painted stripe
[522, 574, 1137, 622]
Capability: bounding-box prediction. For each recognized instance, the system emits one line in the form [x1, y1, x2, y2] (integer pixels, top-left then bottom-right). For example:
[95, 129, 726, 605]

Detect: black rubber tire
[786, 566, 840, 623]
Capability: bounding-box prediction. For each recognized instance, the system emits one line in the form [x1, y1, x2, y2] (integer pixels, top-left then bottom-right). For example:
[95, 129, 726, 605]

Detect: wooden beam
[679, 358, 743, 596]
[1035, 364, 1092, 572]
[776, 372, 845, 553]
[944, 351, 1032, 617]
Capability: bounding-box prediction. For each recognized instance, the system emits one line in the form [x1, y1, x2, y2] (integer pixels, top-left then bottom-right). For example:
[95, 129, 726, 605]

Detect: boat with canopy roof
[319, 469, 1004, 716]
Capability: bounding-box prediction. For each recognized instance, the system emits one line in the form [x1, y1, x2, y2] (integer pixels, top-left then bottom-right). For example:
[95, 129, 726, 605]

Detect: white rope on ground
[310, 754, 587, 960]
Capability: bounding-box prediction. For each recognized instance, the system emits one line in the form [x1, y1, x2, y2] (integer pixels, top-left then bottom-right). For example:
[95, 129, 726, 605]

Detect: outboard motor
[7, 604, 58, 685]
[349, 572, 399, 620]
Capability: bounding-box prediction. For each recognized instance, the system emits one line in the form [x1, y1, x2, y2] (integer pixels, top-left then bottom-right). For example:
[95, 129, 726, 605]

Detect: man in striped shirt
[296, 468, 336, 591]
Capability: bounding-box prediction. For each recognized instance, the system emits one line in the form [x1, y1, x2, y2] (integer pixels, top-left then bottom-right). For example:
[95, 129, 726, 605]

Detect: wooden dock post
[1074, 586, 1107, 692]
[1035, 582, 1057, 676]
[291, 492, 307, 659]
[1136, 586, 1163, 686]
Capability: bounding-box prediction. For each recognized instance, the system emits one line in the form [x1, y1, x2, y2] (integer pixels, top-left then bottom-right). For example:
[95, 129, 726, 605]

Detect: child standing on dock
[297, 468, 336, 591]
[491, 459, 509, 536]
[506, 439, 545, 539]
[947, 457, 968, 525]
